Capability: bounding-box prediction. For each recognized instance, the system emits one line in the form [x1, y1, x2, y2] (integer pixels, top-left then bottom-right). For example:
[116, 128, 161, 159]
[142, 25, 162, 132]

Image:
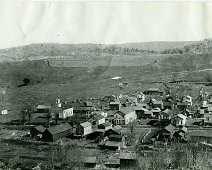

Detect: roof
[93, 114, 105, 121]
[105, 159, 120, 165]
[163, 102, 173, 107]
[164, 124, 175, 133]
[181, 126, 188, 132]
[109, 134, 123, 141]
[118, 107, 135, 115]
[37, 105, 51, 110]
[74, 106, 95, 111]
[105, 141, 122, 147]
[153, 101, 163, 105]
[152, 108, 161, 112]
[80, 121, 92, 128]
[177, 114, 187, 119]
[110, 101, 120, 105]
[100, 122, 112, 127]
[107, 110, 117, 116]
[147, 88, 160, 92]
[144, 110, 153, 115]
[190, 130, 212, 138]
[34, 125, 46, 133]
[47, 123, 72, 135]
[113, 125, 122, 132]
[84, 157, 97, 164]
[161, 109, 173, 116]
[95, 129, 106, 133]
[119, 151, 137, 160]
[84, 101, 93, 107]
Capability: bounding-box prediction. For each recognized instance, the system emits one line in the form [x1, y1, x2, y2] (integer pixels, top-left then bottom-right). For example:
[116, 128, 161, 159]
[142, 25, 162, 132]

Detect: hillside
[0, 39, 211, 62]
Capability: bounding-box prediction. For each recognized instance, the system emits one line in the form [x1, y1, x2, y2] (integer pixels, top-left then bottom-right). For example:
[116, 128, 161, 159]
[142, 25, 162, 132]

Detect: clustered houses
[28, 89, 212, 148]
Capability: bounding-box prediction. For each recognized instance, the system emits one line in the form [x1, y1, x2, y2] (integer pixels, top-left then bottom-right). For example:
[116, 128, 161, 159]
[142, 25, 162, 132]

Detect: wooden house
[159, 124, 176, 142]
[93, 114, 105, 125]
[113, 107, 137, 125]
[42, 123, 73, 142]
[159, 109, 173, 120]
[105, 159, 120, 168]
[109, 101, 121, 111]
[163, 101, 173, 110]
[76, 122, 92, 137]
[119, 151, 138, 169]
[143, 88, 164, 96]
[153, 100, 164, 110]
[59, 108, 73, 119]
[33, 105, 51, 118]
[171, 114, 187, 126]
[30, 125, 46, 139]
[105, 125, 122, 136]
[98, 122, 113, 130]
[84, 157, 97, 168]
[99, 134, 126, 150]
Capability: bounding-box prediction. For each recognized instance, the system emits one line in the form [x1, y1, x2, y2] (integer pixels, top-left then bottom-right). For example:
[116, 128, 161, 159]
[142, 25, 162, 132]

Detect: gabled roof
[93, 114, 105, 121]
[161, 109, 173, 116]
[144, 110, 153, 115]
[177, 114, 187, 119]
[181, 126, 188, 132]
[164, 124, 175, 133]
[153, 101, 163, 105]
[163, 102, 173, 106]
[109, 101, 120, 105]
[37, 105, 51, 110]
[147, 88, 161, 92]
[46, 123, 72, 135]
[113, 125, 122, 133]
[119, 107, 135, 115]
[34, 125, 46, 133]
[80, 121, 92, 128]
[84, 101, 93, 107]
[84, 157, 97, 164]
[100, 122, 112, 127]
[105, 159, 120, 165]
[107, 110, 117, 116]
[119, 151, 137, 160]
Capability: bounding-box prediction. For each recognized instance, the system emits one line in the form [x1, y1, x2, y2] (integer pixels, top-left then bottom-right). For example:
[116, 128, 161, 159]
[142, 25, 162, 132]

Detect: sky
[0, 2, 212, 49]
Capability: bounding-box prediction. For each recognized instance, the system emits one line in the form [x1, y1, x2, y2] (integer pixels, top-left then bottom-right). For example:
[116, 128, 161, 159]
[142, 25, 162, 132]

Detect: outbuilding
[76, 122, 92, 137]
[42, 123, 73, 142]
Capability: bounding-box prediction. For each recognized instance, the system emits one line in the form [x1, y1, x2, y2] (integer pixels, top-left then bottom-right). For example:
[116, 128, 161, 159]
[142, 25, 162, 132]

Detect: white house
[183, 95, 192, 106]
[76, 122, 92, 136]
[92, 110, 107, 118]
[59, 108, 73, 119]
[92, 115, 105, 125]
[113, 107, 137, 125]
[172, 114, 187, 126]
[1, 110, 8, 115]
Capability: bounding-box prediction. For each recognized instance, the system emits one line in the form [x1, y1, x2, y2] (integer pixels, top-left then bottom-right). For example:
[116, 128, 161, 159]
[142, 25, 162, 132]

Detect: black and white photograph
[0, 1, 212, 169]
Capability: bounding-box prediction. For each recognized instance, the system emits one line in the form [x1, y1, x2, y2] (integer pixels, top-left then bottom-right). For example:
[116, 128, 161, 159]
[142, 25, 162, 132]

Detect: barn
[42, 123, 73, 142]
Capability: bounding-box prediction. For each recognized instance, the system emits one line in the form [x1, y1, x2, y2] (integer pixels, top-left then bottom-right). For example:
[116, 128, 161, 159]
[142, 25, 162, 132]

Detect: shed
[98, 122, 113, 130]
[76, 121, 92, 136]
[105, 159, 120, 168]
[30, 125, 46, 139]
[84, 157, 97, 168]
[119, 151, 138, 169]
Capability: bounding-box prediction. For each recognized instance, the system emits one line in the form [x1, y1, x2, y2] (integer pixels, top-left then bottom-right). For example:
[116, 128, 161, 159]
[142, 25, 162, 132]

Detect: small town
[0, 85, 212, 169]
[1, 1, 212, 170]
